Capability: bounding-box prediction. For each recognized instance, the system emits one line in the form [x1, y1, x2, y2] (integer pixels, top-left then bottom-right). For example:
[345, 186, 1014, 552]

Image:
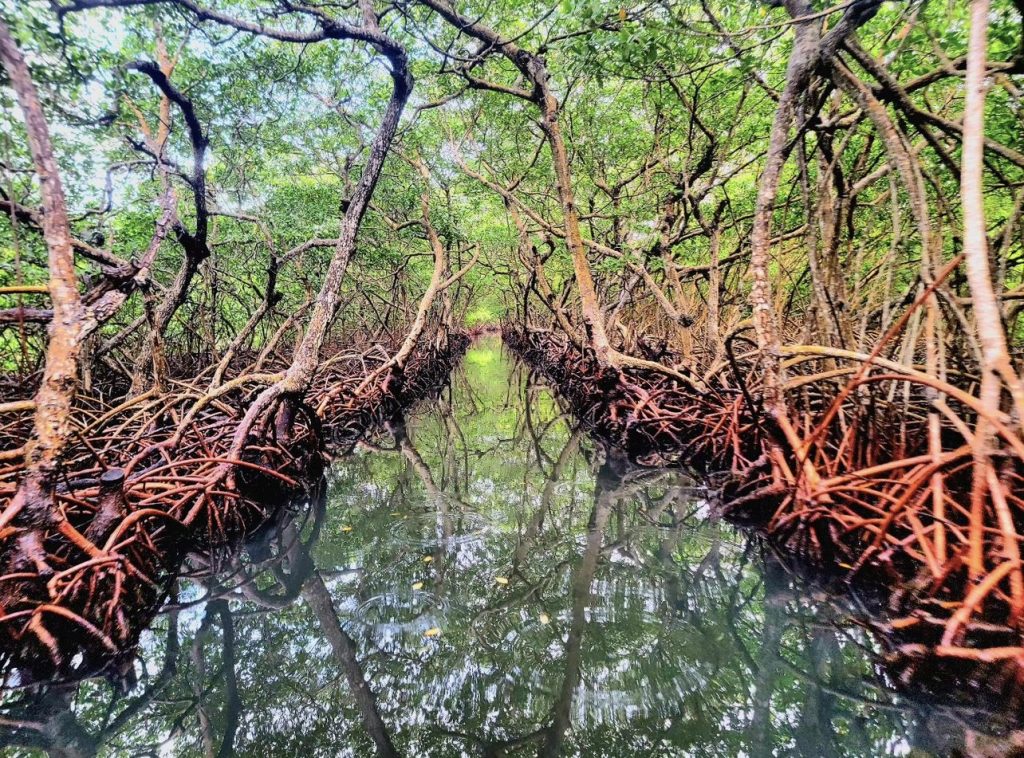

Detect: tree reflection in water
[3, 337, 1024, 757]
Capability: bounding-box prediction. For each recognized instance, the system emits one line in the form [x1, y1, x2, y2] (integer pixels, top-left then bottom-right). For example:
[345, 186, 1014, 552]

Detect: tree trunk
[960, 0, 1023, 596]
[0, 21, 85, 512]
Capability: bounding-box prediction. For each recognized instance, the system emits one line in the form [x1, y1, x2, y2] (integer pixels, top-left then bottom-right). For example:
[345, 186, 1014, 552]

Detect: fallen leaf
[341, 525, 354, 532]
[495, 576, 509, 585]
[424, 627, 441, 638]
[539, 613, 550, 625]
[412, 581, 424, 590]
[423, 556, 433, 563]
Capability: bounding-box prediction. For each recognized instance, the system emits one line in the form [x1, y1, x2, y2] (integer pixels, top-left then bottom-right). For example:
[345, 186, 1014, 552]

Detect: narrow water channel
[2, 337, 1017, 756]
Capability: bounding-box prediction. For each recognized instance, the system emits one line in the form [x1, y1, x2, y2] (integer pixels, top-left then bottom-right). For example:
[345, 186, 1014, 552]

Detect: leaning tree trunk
[0, 21, 86, 521]
[537, 85, 613, 363]
[747, 1, 822, 418]
[228, 35, 413, 455]
[419, 0, 613, 364]
[746, 0, 881, 464]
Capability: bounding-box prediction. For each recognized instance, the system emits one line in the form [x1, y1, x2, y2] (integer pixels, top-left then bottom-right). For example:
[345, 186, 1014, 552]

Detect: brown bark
[960, 0, 1024, 595]
[275, 68, 410, 395]
[303, 573, 399, 758]
[348, 157, 478, 398]
[749, 0, 882, 401]
[849, 40, 1024, 171]
[747, 0, 821, 413]
[228, 8, 413, 455]
[418, 0, 613, 363]
[0, 20, 85, 501]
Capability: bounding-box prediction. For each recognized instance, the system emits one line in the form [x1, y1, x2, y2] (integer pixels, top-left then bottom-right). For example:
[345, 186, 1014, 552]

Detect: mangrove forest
[2, 0, 1024, 754]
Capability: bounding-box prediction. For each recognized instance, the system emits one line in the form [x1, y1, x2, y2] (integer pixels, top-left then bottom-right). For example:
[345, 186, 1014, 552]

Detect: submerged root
[504, 323, 1024, 681]
[502, 325, 759, 469]
[0, 332, 467, 682]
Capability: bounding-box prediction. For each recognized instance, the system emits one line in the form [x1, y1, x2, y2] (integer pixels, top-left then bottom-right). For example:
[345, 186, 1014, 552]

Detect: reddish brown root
[0, 333, 468, 683]
[503, 323, 1024, 674]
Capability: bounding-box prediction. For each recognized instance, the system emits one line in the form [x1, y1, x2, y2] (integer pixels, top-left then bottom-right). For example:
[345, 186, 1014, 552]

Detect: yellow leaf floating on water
[539, 613, 550, 625]
[424, 627, 441, 638]
[495, 576, 509, 585]
[423, 556, 433, 563]
[341, 525, 354, 532]
[412, 582, 424, 590]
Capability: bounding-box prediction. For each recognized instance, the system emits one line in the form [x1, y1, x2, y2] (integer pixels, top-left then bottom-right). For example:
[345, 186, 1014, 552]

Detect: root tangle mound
[0, 333, 468, 683]
[504, 323, 1024, 682]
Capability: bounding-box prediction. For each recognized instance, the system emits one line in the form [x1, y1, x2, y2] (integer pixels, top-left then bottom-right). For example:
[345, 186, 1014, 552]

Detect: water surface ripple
[2, 337, 1020, 756]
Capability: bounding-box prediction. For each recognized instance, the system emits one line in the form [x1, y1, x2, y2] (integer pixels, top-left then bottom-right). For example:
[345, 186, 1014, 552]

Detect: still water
[2, 337, 1021, 756]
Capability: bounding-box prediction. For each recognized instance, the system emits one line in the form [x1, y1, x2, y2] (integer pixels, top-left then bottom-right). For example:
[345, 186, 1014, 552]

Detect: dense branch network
[1, 0, 1024, 702]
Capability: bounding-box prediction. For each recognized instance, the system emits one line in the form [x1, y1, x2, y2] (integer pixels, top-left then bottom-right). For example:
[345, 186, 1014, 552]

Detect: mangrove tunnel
[1, 0, 1024, 754]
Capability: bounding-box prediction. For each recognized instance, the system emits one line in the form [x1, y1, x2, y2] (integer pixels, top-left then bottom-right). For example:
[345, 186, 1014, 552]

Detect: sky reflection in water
[2, 337, 1021, 757]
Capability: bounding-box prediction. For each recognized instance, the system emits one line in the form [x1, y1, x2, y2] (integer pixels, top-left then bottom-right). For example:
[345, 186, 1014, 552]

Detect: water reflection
[2, 337, 1024, 756]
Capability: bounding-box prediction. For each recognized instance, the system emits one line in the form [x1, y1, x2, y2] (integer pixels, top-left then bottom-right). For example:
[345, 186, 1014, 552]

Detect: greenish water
[2, 337, 1019, 756]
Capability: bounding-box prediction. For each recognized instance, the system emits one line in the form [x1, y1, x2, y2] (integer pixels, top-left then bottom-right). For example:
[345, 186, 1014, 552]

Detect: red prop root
[0, 333, 467, 683]
[504, 324, 1024, 675]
